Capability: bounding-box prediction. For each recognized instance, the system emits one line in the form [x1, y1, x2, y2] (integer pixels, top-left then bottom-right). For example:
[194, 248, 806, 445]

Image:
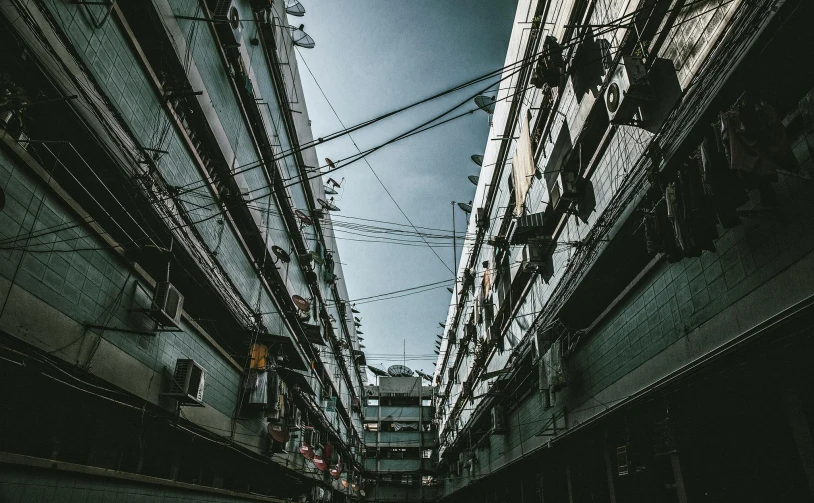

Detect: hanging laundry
[700, 124, 747, 228]
[666, 156, 717, 257]
[720, 99, 797, 206]
[248, 370, 268, 406]
[721, 101, 797, 176]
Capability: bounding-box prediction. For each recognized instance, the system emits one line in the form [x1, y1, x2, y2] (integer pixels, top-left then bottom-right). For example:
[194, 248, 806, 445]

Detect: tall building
[0, 1, 367, 501]
[363, 374, 437, 503]
[434, 0, 814, 501]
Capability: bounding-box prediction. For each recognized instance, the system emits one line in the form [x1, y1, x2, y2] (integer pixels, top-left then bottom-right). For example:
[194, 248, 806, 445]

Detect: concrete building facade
[363, 376, 436, 502]
[0, 1, 367, 501]
[434, 0, 814, 501]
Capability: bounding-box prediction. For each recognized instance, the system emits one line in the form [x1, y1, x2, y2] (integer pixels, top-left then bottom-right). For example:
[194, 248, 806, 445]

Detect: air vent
[605, 56, 650, 123]
[151, 282, 184, 327]
[162, 359, 206, 405]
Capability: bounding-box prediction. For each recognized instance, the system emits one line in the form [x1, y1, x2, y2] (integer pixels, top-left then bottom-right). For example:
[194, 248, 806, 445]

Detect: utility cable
[296, 48, 456, 275]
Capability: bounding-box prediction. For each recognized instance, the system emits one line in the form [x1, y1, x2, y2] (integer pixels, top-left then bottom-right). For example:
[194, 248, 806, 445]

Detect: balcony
[364, 406, 434, 421]
[364, 431, 436, 447]
[364, 458, 422, 472]
[368, 485, 432, 501]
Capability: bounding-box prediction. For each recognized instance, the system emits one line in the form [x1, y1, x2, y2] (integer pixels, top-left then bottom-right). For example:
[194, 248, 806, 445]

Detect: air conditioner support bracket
[83, 323, 172, 336]
[535, 407, 568, 437]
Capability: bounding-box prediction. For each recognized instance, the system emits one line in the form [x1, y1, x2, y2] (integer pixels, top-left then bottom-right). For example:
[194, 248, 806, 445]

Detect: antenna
[285, 0, 306, 17]
[290, 25, 315, 49]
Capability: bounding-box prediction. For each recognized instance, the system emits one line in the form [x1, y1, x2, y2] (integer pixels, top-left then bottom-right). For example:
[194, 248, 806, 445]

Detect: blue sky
[293, 1, 517, 378]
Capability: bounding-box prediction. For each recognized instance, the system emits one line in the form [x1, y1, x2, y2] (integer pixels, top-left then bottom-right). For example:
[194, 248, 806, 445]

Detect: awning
[277, 367, 317, 396]
[254, 333, 308, 371]
[302, 323, 327, 346]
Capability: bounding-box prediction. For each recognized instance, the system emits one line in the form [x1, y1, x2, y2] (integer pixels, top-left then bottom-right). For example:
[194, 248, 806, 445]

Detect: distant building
[364, 375, 437, 502]
[435, 0, 814, 501]
[0, 1, 367, 501]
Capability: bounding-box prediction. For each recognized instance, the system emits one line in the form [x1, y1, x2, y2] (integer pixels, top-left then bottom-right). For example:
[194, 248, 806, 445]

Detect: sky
[291, 1, 517, 380]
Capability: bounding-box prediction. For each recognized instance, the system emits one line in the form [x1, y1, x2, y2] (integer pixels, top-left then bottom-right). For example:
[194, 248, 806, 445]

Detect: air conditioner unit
[549, 171, 581, 212]
[151, 282, 184, 327]
[476, 208, 490, 231]
[288, 407, 303, 430]
[212, 1, 242, 45]
[163, 359, 206, 405]
[511, 212, 549, 245]
[448, 368, 456, 384]
[491, 405, 508, 434]
[522, 238, 553, 271]
[462, 379, 472, 396]
[605, 55, 650, 123]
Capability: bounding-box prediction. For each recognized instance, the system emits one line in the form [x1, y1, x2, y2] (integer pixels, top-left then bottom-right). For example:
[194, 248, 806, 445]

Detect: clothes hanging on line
[700, 123, 748, 228]
[665, 156, 717, 258]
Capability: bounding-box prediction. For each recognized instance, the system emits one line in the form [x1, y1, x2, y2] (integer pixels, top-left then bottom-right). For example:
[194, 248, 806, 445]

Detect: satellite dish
[290, 25, 315, 49]
[268, 423, 290, 443]
[387, 365, 414, 377]
[326, 177, 342, 188]
[324, 185, 338, 195]
[471, 154, 484, 166]
[357, 331, 364, 335]
[416, 370, 432, 381]
[313, 455, 327, 471]
[368, 366, 388, 377]
[318, 198, 340, 211]
[292, 295, 310, 311]
[295, 209, 312, 226]
[438, 322, 445, 328]
[299, 443, 314, 459]
[285, 0, 306, 16]
[474, 95, 496, 114]
[468, 175, 479, 186]
[272, 245, 291, 263]
[458, 202, 473, 213]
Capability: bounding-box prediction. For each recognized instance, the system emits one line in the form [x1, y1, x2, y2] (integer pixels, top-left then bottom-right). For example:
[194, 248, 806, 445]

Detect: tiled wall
[0, 147, 242, 417]
[0, 466, 278, 503]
